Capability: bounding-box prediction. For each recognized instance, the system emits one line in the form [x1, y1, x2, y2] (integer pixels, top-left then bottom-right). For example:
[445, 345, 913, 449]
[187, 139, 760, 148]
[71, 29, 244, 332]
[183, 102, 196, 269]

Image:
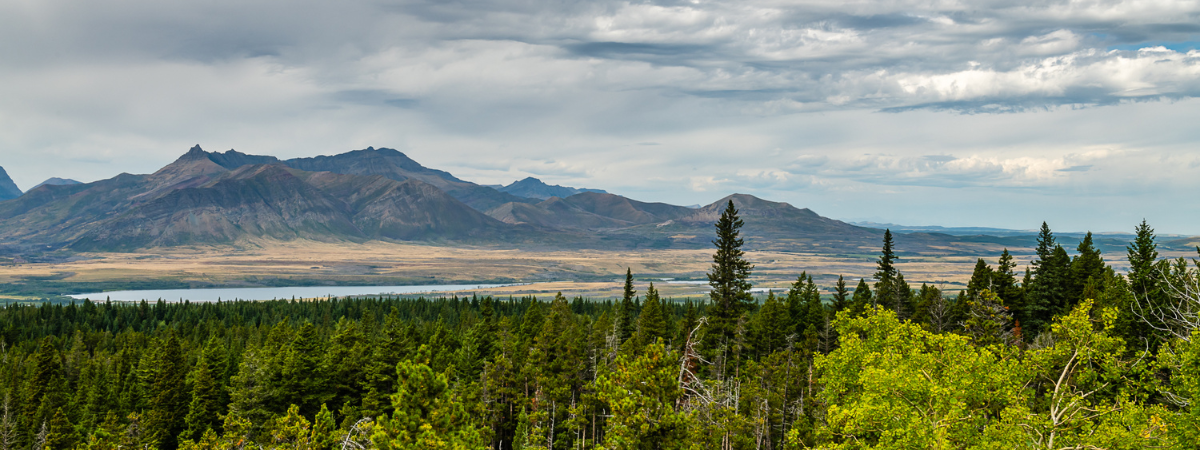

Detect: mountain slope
[72, 165, 362, 250]
[299, 171, 513, 240]
[615, 193, 881, 251]
[282, 147, 533, 211]
[0, 166, 22, 200]
[559, 192, 692, 224]
[487, 197, 632, 229]
[499, 177, 606, 200]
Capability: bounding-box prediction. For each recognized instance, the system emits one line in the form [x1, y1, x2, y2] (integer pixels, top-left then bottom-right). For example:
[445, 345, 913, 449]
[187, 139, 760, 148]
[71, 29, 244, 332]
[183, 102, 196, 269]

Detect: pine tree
[706, 200, 754, 350]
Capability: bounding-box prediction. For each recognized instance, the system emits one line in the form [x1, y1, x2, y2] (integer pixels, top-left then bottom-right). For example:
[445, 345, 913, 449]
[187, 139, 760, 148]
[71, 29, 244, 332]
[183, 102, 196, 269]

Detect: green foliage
[596, 340, 687, 449]
[0, 218, 1194, 450]
[371, 346, 488, 449]
[818, 306, 1024, 449]
[633, 283, 667, 351]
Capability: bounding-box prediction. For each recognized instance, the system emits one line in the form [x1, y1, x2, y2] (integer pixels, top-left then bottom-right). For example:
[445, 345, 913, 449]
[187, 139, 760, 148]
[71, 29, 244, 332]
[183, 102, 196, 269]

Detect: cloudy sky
[2, 0, 1199, 233]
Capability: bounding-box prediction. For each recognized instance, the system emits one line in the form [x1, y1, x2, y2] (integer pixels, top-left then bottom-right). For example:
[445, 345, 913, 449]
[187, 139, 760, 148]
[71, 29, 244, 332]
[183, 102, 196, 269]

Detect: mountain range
[0, 146, 1183, 255]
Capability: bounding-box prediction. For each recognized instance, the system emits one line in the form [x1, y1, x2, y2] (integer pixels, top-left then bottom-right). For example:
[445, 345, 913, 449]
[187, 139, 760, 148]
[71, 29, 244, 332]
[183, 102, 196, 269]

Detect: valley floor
[0, 238, 1069, 299]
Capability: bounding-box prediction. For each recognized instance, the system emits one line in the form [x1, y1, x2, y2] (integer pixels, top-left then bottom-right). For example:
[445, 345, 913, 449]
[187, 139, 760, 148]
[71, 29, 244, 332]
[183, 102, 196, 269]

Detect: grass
[0, 238, 1007, 299]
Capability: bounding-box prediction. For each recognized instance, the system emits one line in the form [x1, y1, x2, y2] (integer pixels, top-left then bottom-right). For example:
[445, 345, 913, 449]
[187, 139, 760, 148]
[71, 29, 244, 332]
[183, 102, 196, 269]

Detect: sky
[1, 0, 1199, 234]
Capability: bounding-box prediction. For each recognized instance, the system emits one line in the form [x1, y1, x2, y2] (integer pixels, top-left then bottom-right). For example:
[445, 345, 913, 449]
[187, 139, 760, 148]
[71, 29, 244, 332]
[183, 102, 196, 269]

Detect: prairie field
[0, 238, 1063, 300]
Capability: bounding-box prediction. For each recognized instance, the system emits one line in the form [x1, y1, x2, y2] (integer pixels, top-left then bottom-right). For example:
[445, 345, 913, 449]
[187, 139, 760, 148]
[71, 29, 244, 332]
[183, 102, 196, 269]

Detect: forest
[1, 201, 1199, 449]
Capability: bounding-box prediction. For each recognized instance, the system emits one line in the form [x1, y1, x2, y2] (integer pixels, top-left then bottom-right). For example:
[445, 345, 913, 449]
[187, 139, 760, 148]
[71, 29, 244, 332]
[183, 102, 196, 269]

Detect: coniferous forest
[2, 201, 1200, 449]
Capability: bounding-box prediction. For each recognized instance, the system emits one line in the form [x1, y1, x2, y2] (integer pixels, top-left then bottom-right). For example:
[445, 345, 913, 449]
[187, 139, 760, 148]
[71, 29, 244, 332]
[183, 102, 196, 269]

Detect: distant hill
[498, 177, 606, 200]
[851, 221, 1037, 237]
[30, 178, 82, 190]
[637, 194, 882, 251]
[0, 166, 21, 200]
[486, 192, 693, 230]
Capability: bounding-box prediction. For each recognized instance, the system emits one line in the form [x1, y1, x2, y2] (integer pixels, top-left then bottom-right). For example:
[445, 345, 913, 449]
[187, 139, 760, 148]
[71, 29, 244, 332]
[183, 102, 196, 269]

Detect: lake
[67, 284, 516, 302]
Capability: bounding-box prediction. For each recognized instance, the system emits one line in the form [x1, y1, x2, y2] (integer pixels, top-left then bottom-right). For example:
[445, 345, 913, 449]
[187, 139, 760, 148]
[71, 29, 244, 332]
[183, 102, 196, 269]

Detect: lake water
[67, 284, 516, 302]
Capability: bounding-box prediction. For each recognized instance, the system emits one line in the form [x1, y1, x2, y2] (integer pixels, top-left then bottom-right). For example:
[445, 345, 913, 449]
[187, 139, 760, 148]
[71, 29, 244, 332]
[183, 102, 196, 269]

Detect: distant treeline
[1, 204, 1198, 449]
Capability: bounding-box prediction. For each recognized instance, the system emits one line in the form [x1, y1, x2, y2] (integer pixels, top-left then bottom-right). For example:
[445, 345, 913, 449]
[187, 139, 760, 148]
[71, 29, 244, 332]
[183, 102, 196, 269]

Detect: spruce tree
[144, 334, 187, 450]
[893, 272, 913, 320]
[618, 268, 637, 343]
[283, 322, 327, 417]
[1126, 220, 1165, 345]
[706, 200, 754, 350]
[993, 249, 1019, 305]
[851, 278, 873, 315]
[748, 291, 789, 357]
[182, 338, 224, 441]
[966, 259, 994, 301]
[832, 275, 850, 313]
[1127, 220, 1160, 298]
[634, 283, 667, 350]
[23, 339, 65, 437]
[1070, 232, 1106, 302]
[874, 230, 901, 315]
[1048, 245, 1073, 316]
[1024, 222, 1069, 336]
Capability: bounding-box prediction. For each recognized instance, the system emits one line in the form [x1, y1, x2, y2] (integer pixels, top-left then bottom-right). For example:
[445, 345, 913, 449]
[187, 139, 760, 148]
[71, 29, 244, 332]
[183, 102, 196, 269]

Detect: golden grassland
[2, 238, 1182, 300]
[0, 238, 1058, 300]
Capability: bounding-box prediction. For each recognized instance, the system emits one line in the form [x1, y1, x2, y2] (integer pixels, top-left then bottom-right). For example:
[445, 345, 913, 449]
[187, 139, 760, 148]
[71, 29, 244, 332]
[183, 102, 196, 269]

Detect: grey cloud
[4, 0, 1200, 233]
[1058, 165, 1093, 172]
